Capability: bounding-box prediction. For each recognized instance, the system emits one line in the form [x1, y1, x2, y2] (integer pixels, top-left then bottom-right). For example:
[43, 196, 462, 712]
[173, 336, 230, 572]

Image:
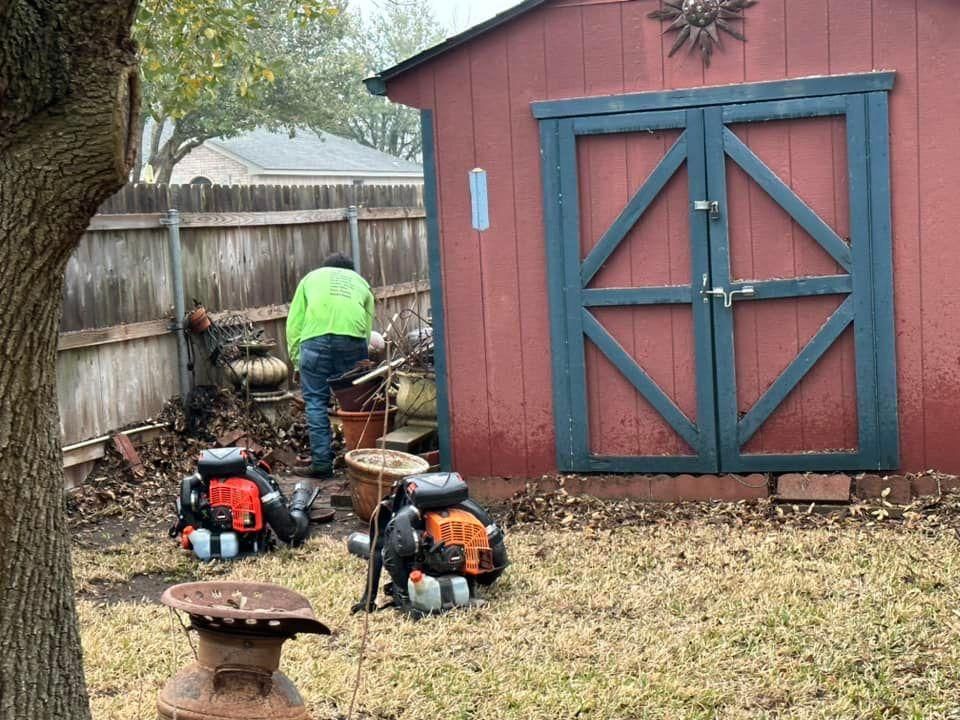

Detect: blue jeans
[299, 334, 368, 468]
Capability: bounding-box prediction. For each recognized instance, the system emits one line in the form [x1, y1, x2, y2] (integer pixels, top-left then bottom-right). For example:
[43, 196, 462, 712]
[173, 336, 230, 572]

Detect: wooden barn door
[703, 95, 898, 472]
[544, 108, 719, 473]
[541, 86, 897, 474]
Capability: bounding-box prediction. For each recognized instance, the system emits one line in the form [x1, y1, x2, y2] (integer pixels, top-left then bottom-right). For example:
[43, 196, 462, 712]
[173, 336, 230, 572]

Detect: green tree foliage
[330, 1, 446, 161]
[135, 0, 347, 182]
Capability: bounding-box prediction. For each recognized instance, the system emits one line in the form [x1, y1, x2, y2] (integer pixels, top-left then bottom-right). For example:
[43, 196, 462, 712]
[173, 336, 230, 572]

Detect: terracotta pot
[187, 306, 212, 333]
[344, 448, 430, 521]
[331, 406, 395, 452]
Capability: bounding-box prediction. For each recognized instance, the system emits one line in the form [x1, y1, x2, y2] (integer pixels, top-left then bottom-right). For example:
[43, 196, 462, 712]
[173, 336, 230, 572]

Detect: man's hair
[323, 252, 355, 271]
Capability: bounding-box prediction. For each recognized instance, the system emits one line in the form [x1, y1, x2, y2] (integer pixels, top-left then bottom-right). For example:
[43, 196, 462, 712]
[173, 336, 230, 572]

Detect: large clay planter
[332, 406, 395, 452]
[344, 448, 429, 521]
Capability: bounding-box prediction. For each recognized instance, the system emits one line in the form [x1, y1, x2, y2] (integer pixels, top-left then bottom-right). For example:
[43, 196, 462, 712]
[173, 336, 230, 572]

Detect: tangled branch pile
[67, 386, 318, 526]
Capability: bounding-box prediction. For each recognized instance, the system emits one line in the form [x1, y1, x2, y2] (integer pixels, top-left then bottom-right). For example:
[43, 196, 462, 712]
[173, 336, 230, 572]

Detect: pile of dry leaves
[503, 475, 960, 535]
[66, 385, 324, 526]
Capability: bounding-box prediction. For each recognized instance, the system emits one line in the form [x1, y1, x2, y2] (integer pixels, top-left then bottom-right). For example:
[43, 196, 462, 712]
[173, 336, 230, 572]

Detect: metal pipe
[61, 422, 171, 453]
[347, 204, 361, 273]
[351, 357, 405, 386]
[161, 209, 192, 406]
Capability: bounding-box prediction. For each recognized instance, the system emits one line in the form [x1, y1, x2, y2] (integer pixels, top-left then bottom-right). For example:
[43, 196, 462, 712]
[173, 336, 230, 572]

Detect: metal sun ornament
[649, 0, 758, 66]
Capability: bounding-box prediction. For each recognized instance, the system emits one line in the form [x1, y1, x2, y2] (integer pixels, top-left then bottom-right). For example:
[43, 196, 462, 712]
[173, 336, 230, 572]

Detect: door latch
[700, 274, 756, 308]
[693, 200, 721, 220]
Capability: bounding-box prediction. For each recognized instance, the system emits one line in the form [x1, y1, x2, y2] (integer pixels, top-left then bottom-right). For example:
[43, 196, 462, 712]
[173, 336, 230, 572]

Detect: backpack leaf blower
[347, 472, 508, 617]
[171, 447, 318, 560]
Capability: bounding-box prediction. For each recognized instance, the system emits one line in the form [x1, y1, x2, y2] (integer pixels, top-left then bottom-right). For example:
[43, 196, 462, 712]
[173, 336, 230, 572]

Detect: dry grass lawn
[75, 520, 960, 719]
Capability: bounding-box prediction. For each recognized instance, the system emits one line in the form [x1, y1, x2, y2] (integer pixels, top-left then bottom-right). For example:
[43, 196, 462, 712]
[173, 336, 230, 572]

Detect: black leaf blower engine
[171, 447, 318, 560]
[348, 472, 508, 616]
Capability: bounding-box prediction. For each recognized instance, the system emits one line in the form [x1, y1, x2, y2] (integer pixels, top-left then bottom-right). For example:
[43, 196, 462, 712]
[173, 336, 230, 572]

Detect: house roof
[364, 0, 548, 96]
[206, 128, 423, 176]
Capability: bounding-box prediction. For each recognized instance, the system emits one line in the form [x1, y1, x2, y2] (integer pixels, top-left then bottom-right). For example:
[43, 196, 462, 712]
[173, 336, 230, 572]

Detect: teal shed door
[538, 77, 898, 474]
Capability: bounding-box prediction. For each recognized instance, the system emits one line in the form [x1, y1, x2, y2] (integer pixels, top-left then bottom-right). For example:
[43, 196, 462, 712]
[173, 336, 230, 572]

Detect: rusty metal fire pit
[158, 581, 330, 720]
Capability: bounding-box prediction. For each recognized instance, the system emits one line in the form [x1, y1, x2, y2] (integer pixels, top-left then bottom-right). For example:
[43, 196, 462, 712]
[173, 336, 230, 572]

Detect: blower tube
[244, 468, 314, 546]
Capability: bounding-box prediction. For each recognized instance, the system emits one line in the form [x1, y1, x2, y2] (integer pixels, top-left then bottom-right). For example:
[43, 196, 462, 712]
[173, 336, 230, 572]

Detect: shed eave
[364, 0, 549, 96]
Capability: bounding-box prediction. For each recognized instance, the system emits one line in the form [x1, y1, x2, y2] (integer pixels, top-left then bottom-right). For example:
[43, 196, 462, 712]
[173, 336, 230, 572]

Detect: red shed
[367, 0, 960, 495]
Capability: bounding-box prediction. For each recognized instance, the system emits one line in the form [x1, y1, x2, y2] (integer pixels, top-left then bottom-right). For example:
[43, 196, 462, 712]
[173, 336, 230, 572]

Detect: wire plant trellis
[187, 302, 267, 369]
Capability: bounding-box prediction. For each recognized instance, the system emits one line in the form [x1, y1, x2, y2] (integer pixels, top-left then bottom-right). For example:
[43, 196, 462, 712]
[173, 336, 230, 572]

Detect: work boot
[293, 463, 333, 479]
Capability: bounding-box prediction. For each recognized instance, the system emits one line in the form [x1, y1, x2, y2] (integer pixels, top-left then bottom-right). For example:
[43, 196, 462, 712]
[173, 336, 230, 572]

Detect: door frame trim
[532, 72, 895, 120]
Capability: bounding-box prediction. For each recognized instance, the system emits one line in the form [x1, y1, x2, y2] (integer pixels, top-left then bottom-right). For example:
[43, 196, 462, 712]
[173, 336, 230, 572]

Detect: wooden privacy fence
[59, 183, 430, 475]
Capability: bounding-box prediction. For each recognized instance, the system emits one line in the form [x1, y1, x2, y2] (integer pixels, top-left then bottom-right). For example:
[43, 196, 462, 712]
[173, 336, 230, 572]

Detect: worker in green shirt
[287, 253, 374, 478]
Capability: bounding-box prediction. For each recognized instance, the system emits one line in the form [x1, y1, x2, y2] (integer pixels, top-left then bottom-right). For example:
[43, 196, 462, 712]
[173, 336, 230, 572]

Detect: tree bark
[0, 2, 139, 719]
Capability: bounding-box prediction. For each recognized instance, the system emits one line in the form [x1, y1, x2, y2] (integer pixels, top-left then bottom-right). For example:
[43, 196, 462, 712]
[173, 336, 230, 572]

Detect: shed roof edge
[364, 0, 549, 96]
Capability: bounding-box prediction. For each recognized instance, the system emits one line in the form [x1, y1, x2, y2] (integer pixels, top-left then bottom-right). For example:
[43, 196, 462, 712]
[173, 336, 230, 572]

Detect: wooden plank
[572, 109, 688, 136]
[732, 451, 866, 473]
[531, 72, 896, 119]
[845, 94, 883, 466]
[684, 108, 720, 469]
[86, 207, 425, 231]
[429, 48, 493, 476]
[736, 0, 787, 456]
[580, 2, 630, 460]
[87, 213, 164, 230]
[721, 95, 848, 124]
[373, 279, 430, 300]
[505, 15, 557, 477]
[62, 442, 106, 469]
[781, 0, 853, 456]
[358, 207, 426, 221]
[581, 286, 692, 307]
[57, 283, 430, 351]
[874, 0, 921, 471]
[470, 30, 528, 475]
[703, 105, 743, 468]
[736, 275, 853, 301]
[58, 318, 171, 351]
[917, 0, 960, 471]
[540, 119, 574, 470]
[420, 109, 452, 471]
[557, 119, 591, 466]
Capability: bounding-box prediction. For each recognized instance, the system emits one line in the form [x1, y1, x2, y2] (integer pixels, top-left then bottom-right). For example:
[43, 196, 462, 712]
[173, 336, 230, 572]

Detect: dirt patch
[72, 516, 171, 552]
[79, 572, 181, 605]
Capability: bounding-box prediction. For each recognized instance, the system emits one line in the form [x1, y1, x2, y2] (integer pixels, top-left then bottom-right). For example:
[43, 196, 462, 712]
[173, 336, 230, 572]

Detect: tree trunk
[149, 131, 204, 185]
[0, 2, 139, 719]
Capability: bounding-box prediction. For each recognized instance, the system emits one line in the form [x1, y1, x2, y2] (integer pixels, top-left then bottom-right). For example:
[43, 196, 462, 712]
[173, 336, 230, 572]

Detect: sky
[349, 0, 521, 33]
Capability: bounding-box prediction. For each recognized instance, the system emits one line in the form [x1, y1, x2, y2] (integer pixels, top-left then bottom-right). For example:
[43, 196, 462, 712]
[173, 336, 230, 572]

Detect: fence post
[347, 204, 361, 274]
[160, 209, 192, 406]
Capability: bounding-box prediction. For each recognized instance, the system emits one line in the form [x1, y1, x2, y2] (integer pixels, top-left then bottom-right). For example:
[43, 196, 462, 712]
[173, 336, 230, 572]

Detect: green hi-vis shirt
[286, 267, 375, 369]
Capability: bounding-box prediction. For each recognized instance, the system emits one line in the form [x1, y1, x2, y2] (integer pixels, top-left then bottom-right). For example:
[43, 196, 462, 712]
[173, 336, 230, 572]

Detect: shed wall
[388, 0, 960, 476]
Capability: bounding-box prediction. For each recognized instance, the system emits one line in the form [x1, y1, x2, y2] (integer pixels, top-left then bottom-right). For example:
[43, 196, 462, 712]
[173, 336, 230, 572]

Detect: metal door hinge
[693, 200, 721, 220]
